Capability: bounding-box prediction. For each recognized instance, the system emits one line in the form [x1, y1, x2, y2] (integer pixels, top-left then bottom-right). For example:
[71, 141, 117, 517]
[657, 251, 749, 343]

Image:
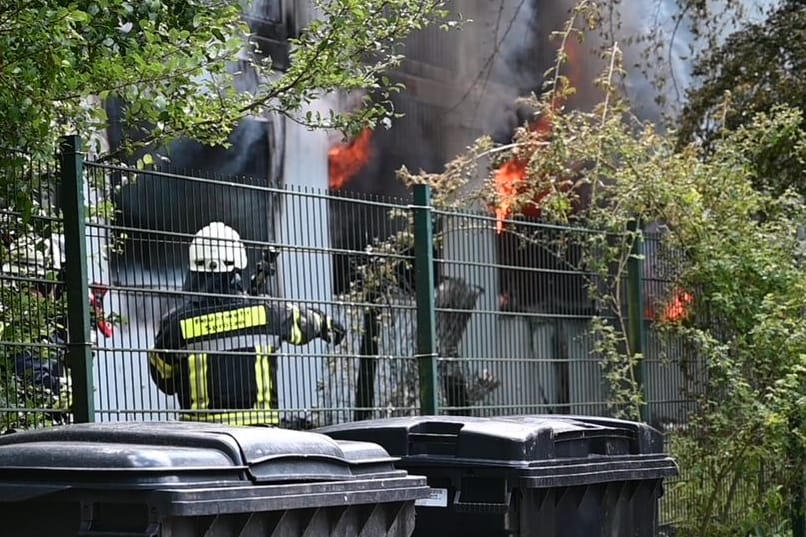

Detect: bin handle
[79, 503, 160, 537]
[453, 490, 512, 513]
[78, 529, 159, 537]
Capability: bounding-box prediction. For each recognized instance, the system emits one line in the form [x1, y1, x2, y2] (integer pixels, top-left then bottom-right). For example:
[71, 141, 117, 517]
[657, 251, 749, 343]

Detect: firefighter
[1, 234, 113, 425]
[148, 222, 345, 426]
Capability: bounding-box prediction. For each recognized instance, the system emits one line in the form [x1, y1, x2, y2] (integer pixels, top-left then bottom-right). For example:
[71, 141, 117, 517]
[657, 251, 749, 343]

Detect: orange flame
[493, 39, 583, 234]
[563, 38, 583, 101]
[494, 115, 556, 233]
[494, 157, 549, 233]
[645, 290, 694, 322]
[495, 160, 527, 234]
[662, 291, 693, 322]
[328, 128, 373, 191]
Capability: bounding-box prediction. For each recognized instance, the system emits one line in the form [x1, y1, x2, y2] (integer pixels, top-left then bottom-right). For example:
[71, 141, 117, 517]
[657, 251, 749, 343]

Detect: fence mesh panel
[0, 156, 69, 430]
[0, 155, 784, 530]
[85, 162, 419, 427]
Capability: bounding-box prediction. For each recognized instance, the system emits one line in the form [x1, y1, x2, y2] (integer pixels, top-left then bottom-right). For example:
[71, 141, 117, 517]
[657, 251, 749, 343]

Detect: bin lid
[316, 415, 670, 463]
[0, 421, 406, 489]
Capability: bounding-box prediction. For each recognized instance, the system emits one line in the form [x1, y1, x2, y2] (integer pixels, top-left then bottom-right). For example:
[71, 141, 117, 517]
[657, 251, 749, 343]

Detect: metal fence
[1, 137, 707, 527]
[85, 161, 425, 426]
[0, 151, 69, 429]
[83, 170, 670, 426]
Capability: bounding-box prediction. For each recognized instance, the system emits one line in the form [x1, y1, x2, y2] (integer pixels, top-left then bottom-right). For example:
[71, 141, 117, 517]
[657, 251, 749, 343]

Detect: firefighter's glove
[321, 316, 346, 346]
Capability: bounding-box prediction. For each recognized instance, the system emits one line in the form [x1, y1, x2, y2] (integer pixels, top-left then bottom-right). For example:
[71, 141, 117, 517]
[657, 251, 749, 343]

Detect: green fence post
[59, 135, 94, 423]
[791, 417, 806, 537]
[793, 469, 806, 537]
[412, 184, 438, 415]
[626, 220, 649, 424]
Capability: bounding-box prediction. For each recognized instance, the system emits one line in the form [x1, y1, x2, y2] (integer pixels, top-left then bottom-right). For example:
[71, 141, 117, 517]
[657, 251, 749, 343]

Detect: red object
[90, 284, 114, 338]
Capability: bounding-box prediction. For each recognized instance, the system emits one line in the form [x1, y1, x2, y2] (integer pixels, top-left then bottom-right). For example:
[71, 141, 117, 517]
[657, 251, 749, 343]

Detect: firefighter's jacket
[149, 296, 330, 426]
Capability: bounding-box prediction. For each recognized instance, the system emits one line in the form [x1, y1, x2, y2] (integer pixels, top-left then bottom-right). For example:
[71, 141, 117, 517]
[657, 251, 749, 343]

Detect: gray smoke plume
[601, 0, 781, 123]
[446, 0, 544, 140]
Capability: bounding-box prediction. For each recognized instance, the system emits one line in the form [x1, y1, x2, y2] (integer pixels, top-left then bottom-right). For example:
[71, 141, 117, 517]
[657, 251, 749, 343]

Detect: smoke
[613, 1, 700, 123]
[363, 0, 779, 316]
[112, 118, 274, 276]
[430, 0, 782, 133]
[596, 0, 781, 124]
[108, 0, 780, 291]
[446, 0, 544, 141]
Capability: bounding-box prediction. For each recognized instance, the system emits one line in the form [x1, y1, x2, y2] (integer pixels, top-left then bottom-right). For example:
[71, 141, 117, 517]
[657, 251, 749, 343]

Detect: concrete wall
[275, 101, 333, 418]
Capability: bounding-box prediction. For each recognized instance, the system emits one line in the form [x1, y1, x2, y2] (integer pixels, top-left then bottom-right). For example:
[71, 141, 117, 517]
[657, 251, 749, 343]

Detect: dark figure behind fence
[2, 234, 113, 427]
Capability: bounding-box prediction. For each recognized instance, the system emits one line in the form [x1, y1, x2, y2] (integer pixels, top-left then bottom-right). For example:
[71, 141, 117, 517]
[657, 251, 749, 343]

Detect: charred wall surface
[327, 0, 592, 312]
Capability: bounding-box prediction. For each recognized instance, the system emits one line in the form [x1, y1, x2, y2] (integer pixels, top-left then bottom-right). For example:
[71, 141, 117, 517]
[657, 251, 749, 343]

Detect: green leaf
[70, 9, 90, 23]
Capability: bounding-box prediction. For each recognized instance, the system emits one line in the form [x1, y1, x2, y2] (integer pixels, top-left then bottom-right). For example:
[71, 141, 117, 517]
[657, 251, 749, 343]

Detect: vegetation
[394, 2, 806, 534]
[678, 0, 806, 199]
[0, 0, 453, 161]
[3, 1, 806, 534]
[0, 0, 453, 430]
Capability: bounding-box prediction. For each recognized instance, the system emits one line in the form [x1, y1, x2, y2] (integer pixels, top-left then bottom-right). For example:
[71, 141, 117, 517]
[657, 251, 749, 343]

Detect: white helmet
[188, 222, 248, 273]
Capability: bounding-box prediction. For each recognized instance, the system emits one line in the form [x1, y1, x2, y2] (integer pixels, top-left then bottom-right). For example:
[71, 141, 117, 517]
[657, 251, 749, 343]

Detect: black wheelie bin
[316, 415, 679, 537]
[0, 421, 431, 537]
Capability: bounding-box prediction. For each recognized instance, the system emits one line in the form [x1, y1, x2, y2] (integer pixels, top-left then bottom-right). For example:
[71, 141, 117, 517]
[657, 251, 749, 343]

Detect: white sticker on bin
[416, 487, 449, 508]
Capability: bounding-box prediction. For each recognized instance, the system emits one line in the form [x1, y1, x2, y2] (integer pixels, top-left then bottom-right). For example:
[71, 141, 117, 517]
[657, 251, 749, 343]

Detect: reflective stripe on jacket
[149, 297, 328, 426]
